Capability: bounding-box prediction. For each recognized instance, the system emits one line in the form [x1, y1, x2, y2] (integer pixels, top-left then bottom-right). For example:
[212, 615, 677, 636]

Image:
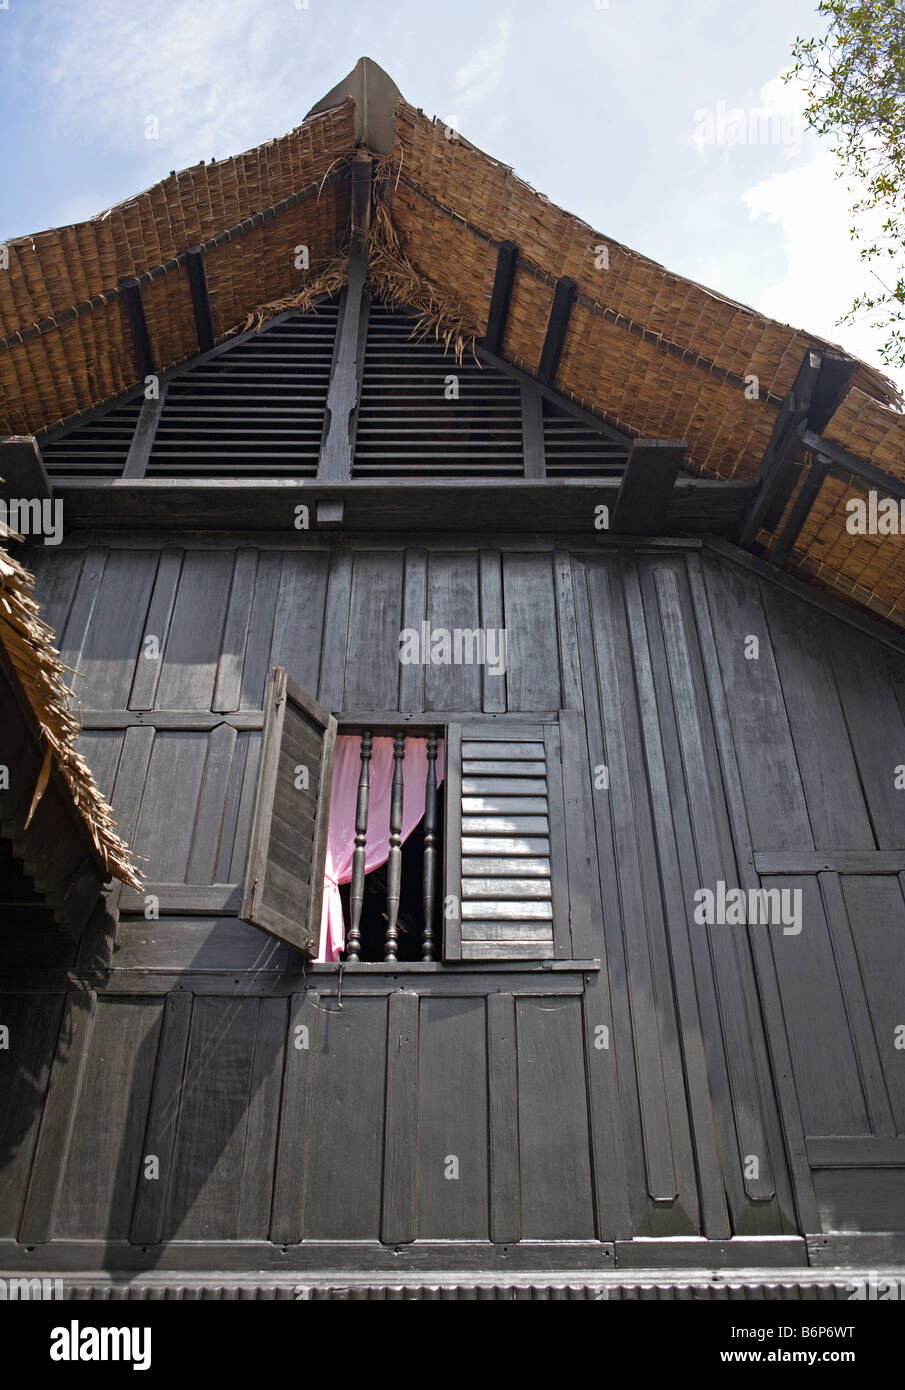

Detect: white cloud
[743, 147, 905, 392]
[453, 17, 511, 111]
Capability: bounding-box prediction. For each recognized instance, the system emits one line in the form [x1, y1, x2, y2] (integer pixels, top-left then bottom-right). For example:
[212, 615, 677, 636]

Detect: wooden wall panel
[167, 996, 261, 1240]
[302, 998, 388, 1241]
[342, 551, 405, 711]
[56, 997, 163, 1239]
[574, 554, 701, 1237]
[502, 552, 561, 711]
[841, 874, 905, 1131]
[424, 552, 482, 711]
[515, 995, 595, 1239]
[416, 995, 488, 1238]
[0, 994, 65, 1237]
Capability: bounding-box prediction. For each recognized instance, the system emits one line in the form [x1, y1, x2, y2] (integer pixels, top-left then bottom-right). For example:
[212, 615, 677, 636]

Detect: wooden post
[346, 730, 372, 963]
[422, 731, 439, 961]
[384, 732, 406, 961]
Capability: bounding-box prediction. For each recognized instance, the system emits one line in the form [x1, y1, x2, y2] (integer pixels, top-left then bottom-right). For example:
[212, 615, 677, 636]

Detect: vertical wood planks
[129, 549, 183, 711]
[0, 993, 66, 1237]
[487, 991, 521, 1243]
[270, 991, 319, 1246]
[399, 547, 426, 712]
[130, 990, 193, 1246]
[213, 549, 259, 713]
[303, 996, 387, 1240]
[237, 996, 287, 1240]
[479, 549, 506, 714]
[55, 996, 164, 1239]
[19, 991, 97, 1244]
[688, 551, 820, 1233]
[381, 991, 420, 1245]
[416, 995, 488, 1238]
[515, 995, 595, 1239]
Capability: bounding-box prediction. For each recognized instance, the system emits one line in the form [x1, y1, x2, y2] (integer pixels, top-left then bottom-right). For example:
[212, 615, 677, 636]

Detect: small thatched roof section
[0, 529, 140, 887]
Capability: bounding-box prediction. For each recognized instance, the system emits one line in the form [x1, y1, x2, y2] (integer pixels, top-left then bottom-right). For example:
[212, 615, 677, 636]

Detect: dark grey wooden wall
[2, 533, 904, 1267]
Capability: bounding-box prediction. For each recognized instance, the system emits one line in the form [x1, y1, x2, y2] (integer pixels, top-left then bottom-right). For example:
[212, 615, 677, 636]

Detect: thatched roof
[1, 58, 903, 628]
[0, 524, 139, 888]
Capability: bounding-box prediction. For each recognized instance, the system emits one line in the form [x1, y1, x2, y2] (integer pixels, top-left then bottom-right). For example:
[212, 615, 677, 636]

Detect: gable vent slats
[542, 398, 629, 477]
[353, 305, 523, 477]
[146, 308, 338, 476]
[41, 403, 143, 476]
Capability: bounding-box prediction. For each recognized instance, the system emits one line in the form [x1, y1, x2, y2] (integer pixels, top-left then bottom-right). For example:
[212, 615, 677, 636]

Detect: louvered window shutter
[240, 667, 337, 952]
[444, 722, 569, 960]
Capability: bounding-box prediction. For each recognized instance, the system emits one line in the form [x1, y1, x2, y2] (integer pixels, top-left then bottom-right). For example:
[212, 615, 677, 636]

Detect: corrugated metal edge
[39, 1271, 878, 1300]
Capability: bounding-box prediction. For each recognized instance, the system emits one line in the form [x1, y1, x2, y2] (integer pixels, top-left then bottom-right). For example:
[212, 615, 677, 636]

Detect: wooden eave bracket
[0, 435, 53, 503]
[742, 347, 860, 567]
[610, 439, 686, 535]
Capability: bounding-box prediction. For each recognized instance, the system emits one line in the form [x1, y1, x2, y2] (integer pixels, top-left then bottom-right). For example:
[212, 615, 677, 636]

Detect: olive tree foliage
[787, 0, 905, 369]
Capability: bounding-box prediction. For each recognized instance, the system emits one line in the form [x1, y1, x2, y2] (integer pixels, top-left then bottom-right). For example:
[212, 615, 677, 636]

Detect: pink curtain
[317, 735, 445, 961]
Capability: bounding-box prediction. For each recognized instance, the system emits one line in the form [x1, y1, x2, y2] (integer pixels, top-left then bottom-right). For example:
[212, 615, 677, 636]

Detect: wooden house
[2, 57, 905, 1299]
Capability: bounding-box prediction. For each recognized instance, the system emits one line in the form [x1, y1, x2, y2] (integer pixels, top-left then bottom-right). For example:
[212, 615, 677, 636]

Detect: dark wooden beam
[318, 238, 369, 482]
[351, 154, 372, 236]
[520, 382, 545, 479]
[122, 386, 167, 480]
[770, 454, 829, 569]
[808, 351, 857, 434]
[739, 349, 822, 547]
[53, 474, 753, 535]
[185, 246, 214, 354]
[802, 428, 905, 501]
[483, 240, 519, 357]
[537, 276, 576, 386]
[610, 439, 686, 534]
[0, 435, 52, 501]
[120, 279, 154, 381]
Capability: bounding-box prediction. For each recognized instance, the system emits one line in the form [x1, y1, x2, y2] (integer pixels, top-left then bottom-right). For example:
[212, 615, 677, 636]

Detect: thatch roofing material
[0, 103, 356, 436]
[0, 528, 139, 887]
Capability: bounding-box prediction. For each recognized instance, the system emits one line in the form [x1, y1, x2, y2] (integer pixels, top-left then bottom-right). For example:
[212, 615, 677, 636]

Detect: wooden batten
[537, 276, 576, 386]
[120, 279, 155, 382]
[483, 240, 519, 357]
[185, 246, 215, 354]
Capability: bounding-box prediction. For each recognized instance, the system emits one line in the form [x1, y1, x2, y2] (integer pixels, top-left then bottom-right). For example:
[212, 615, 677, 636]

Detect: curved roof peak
[306, 55, 401, 154]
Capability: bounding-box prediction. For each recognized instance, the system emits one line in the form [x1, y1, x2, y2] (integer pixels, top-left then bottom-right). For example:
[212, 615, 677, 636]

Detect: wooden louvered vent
[40, 305, 339, 479]
[148, 307, 338, 476]
[41, 401, 143, 477]
[445, 724, 563, 961]
[354, 304, 524, 477]
[542, 398, 629, 477]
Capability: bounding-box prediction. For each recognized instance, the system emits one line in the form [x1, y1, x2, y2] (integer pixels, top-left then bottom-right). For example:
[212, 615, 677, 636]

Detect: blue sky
[2, 0, 902, 390]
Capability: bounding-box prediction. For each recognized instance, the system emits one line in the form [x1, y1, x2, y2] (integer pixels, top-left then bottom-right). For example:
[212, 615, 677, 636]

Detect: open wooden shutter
[240, 667, 336, 952]
[444, 721, 569, 960]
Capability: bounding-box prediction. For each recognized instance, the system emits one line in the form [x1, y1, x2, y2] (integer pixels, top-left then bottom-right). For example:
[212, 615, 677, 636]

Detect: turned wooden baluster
[345, 730, 372, 963]
[422, 732, 439, 961]
[384, 732, 406, 962]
